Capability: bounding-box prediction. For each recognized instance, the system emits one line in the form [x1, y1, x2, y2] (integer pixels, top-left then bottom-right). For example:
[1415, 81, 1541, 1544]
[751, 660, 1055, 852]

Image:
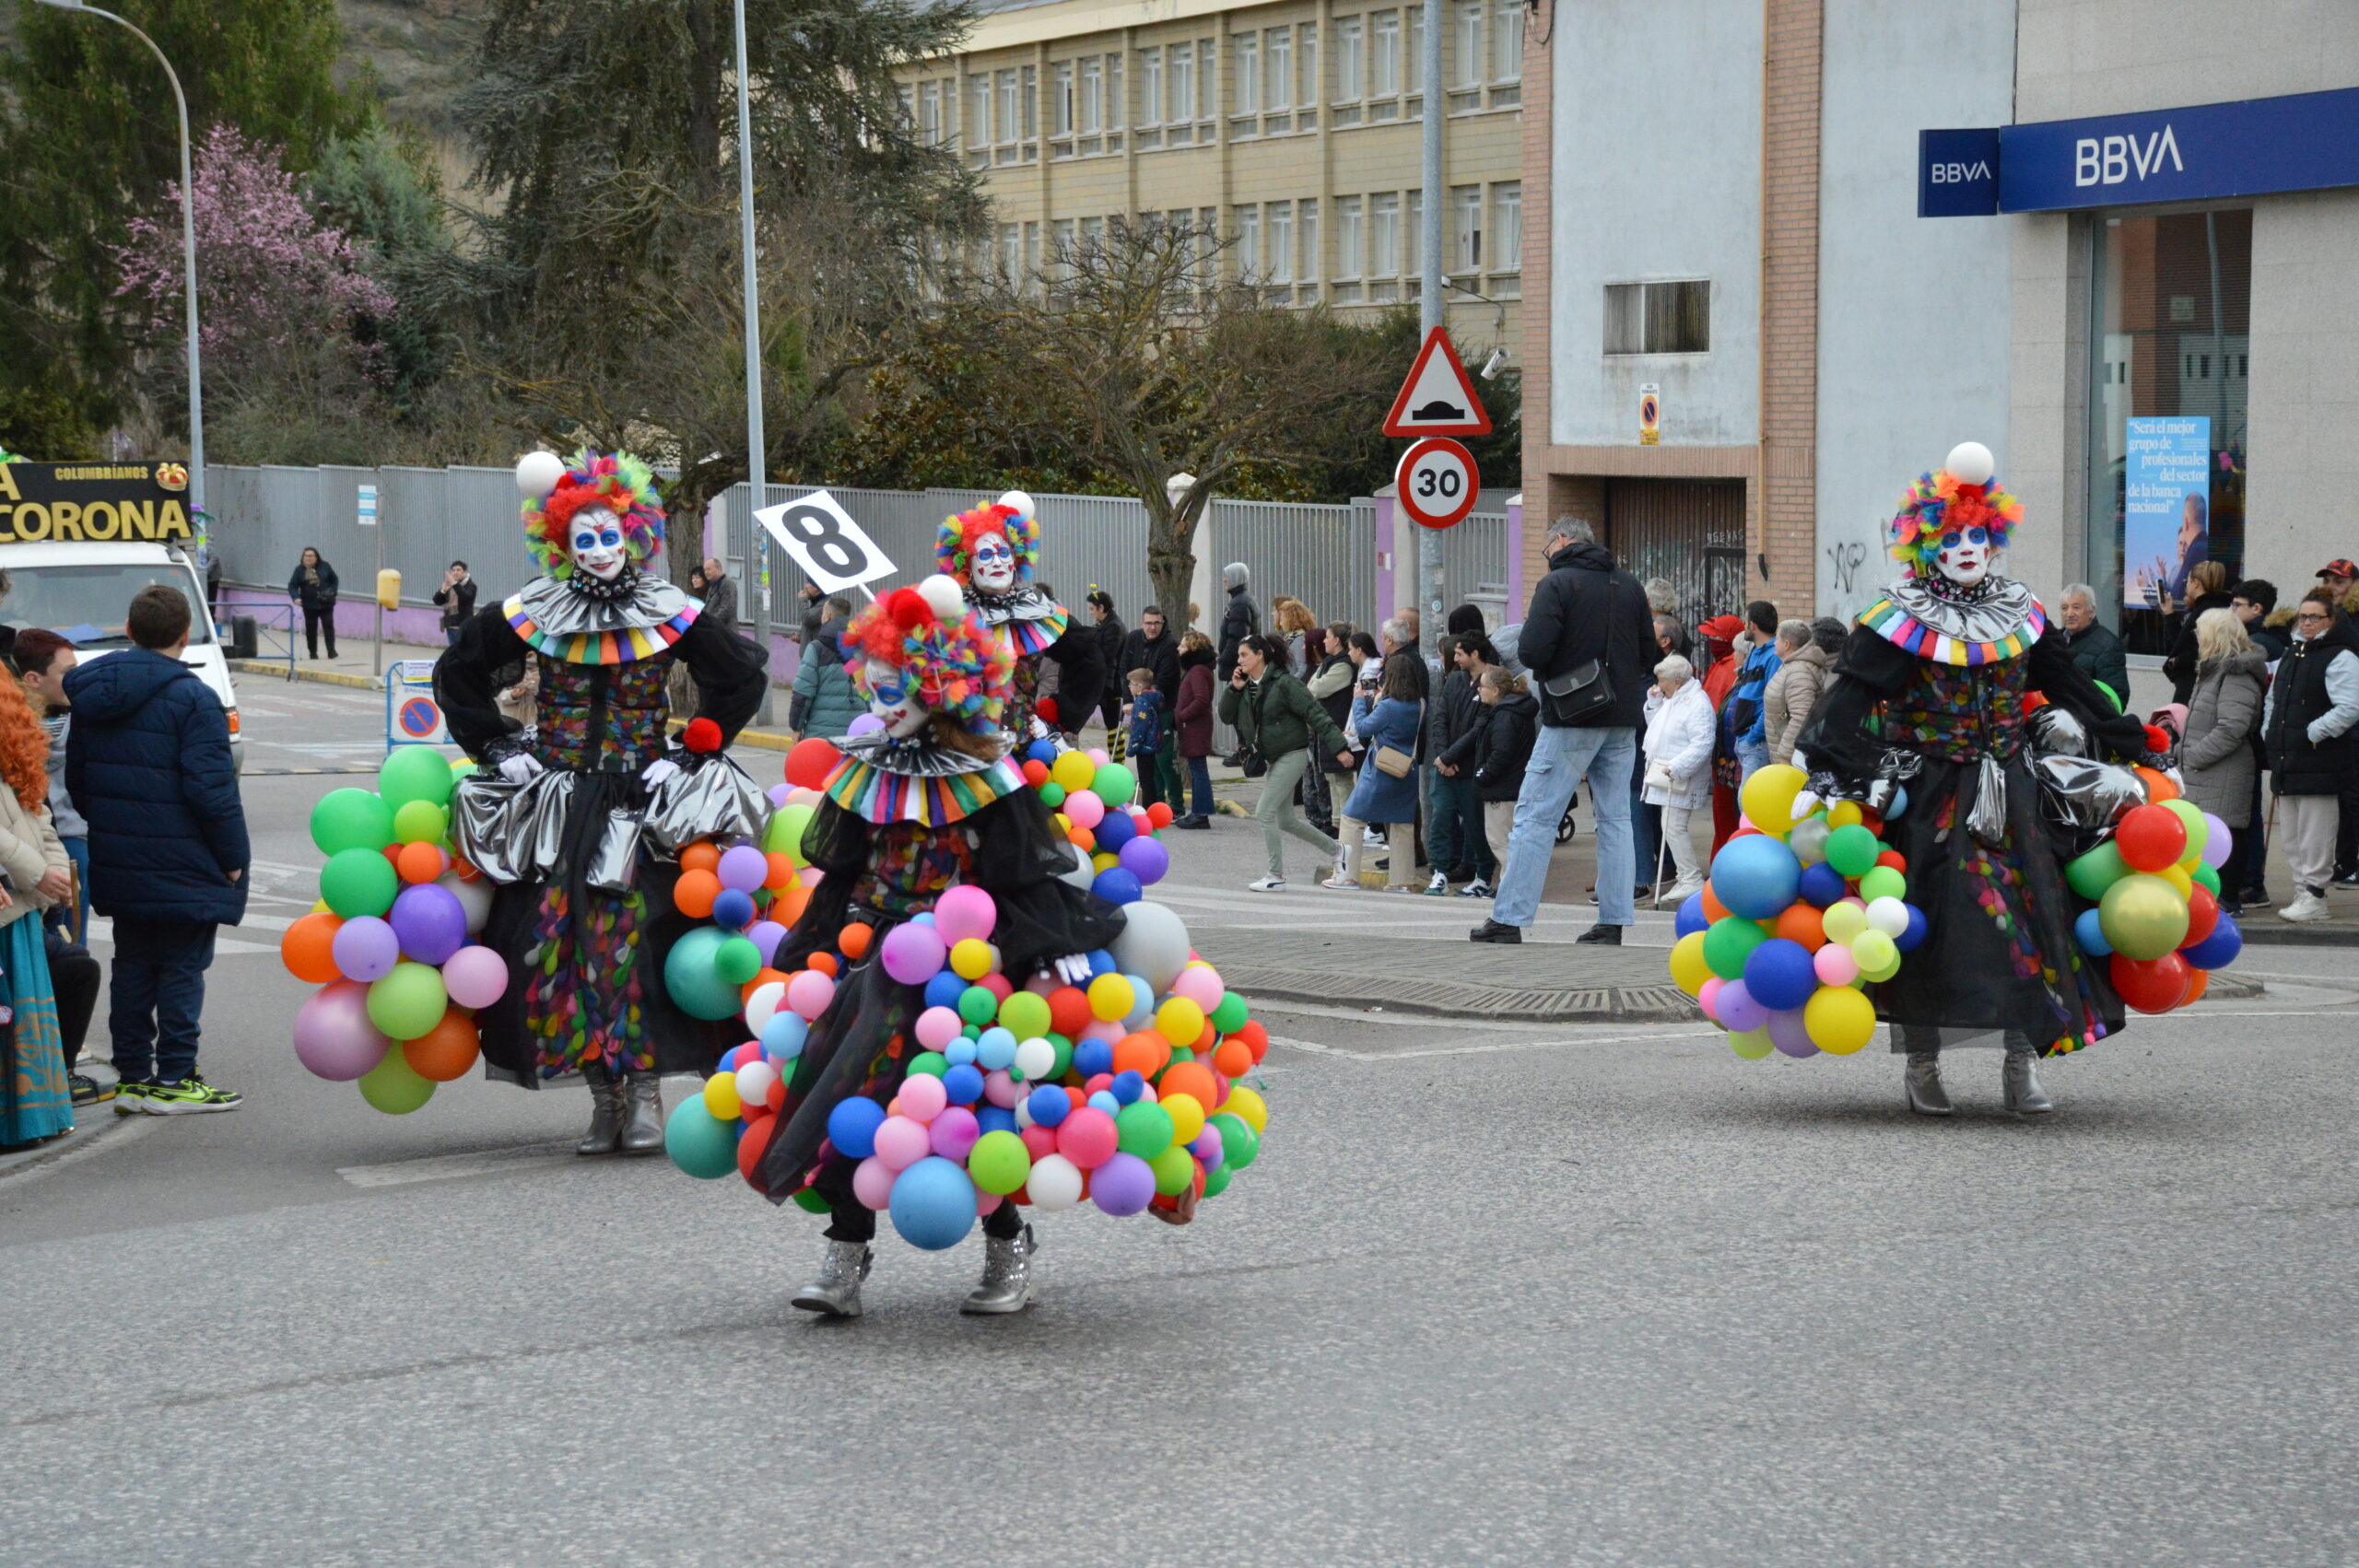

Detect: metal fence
[205, 463, 536, 603]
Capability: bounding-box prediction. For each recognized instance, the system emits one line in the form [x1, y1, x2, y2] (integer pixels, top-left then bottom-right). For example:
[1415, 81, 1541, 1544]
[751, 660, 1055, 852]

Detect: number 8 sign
[755, 490, 898, 594]
[1394, 437, 1481, 530]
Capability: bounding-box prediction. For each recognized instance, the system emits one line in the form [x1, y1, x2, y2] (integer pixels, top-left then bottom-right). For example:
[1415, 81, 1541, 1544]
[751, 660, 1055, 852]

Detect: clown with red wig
[1795, 441, 2169, 1117]
[935, 490, 1104, 741]
[431, 450, 771, 1154]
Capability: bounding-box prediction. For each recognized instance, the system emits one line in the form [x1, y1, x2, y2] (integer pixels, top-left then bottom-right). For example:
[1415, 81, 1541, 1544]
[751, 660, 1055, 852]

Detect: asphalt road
[5, 680, 2357, 1566]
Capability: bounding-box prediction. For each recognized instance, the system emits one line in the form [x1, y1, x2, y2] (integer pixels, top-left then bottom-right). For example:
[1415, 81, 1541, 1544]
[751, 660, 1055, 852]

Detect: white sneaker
[1426, 871, 1450, 894]
[2279, 890, 2331, 923]
[1249, 875, 1287, 893]
[1363, 828, 1388, 848]
[1319, 875, 1358, 891]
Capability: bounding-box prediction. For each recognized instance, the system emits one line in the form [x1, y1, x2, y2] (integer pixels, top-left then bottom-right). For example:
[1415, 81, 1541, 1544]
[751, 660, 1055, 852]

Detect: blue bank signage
[1920, 86, 2359, 216]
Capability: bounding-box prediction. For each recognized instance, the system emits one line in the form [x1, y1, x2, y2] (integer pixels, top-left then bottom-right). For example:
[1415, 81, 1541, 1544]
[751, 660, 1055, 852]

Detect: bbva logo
[1930, 160, 1993, 184]
[2075, 126, 2184, 187]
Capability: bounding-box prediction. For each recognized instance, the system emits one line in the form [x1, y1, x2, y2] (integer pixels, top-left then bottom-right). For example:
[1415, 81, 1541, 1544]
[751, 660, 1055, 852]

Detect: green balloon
[392, 798, 448, 846]
[999, 990, 1050, 1040]
[792, 1188, 831, 1213]
[957, 985, 998, 1025]
[321, 848, 399, 918]
[2066, 841, 2131, 902]
[379, 746, 455, 810]
[2098, 872, 2189, 960]
[1115, 1100, 1176, 1159]
[906, 1050, 949, 1079]
[1202, 1160, 1234, 1198]
[311, 788, 394, 856]
[1727, 1025, 1775, 1059]
[968, 1129, 1032, 1195]
[763, 802, 816, 858]
[1209, 1111, 1258, 1170]
[2191, 862, 2221, 895]
[713, 934, 761, 986]
[1045, 1033, 1074, 1081]
[358, 1045, 435, 1114]
[1858, 865, 1907, 903]
[1148, 1142, 1196, 1196]
[1038, 781, 1066, 809]
[1210, 991, 1250, 1034]
[367, 962, 449, 1041]
[663, 1098, 738, 1178]
[1824, 823, 1882, 879]
[663, 928, 744, 1021]
[1093, 763, 1136, 808]
[1701, 916, 1767, 981]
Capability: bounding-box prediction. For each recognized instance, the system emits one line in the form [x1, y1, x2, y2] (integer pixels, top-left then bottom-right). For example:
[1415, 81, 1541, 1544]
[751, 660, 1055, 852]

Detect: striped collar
[823, 743, 1027, 827]
[504, 574, 699, 665]
[1860, 577, 2046, 667]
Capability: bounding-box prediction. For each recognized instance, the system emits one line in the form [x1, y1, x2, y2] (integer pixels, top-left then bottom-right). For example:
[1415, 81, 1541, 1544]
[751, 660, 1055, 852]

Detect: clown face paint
[969, 532, 1017, 593]
[864, 659, 931, 738]
[569, 509, 628, 581]
[1935, 524, 1992, 587]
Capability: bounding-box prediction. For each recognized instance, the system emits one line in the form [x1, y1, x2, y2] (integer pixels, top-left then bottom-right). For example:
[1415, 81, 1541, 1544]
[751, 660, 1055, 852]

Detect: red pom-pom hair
[682, 717, 723, 755]
[843, 593, 1013, 735]
[933, 502, 1041, 585]
[522, 450, 666, 578]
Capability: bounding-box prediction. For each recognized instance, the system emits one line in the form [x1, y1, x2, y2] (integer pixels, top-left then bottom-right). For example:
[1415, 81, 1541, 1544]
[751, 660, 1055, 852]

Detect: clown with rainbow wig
[935, 491, 1104, 742]
[431, 450, 771, 1154]
[1795, 441, 2172, 1117]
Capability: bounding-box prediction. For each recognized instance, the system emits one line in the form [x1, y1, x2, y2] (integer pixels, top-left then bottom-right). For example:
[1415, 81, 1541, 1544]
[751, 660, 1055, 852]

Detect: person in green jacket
[1217, 633, 1356, 891]
[789, 598, 861, 740]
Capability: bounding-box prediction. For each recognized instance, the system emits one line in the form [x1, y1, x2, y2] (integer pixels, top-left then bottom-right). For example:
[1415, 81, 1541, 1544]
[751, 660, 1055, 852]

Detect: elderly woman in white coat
[1640, 654, 1715, 899]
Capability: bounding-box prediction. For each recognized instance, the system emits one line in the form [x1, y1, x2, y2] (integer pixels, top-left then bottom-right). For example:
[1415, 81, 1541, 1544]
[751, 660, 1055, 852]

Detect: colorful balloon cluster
[280, 748, 509, 1114]
[1015, 742, 1175, 905]
[661, 830, 809, 1022]
[2062, 774, 2242, 1013]
[665, 893, 1270, 1249]
[1665, 764, 1923, 1060]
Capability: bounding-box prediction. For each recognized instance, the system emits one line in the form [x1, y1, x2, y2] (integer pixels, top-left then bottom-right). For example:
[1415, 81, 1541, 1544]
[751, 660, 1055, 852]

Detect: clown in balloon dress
[432, 451, 771, 1152]
[936, 493, 1104, 743]
[747, 577, 1133, 1317]
[1794, 442, 2183, 1116]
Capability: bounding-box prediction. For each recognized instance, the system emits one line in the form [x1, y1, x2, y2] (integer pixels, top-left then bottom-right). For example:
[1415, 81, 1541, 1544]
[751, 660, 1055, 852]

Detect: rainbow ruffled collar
[1859, 576, 2046, 666]
[968, 586, 1069, 659]
[823, 734, 1027, 827]
[505, 575, 699, 665]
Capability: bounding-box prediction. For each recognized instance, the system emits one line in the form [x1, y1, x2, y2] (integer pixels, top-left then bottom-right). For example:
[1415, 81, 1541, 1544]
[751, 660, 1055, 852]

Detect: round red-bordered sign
[1395, 437, 1481, 530]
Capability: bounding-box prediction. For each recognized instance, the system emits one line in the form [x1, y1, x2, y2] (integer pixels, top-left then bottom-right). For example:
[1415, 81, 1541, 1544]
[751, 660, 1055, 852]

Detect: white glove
[497, 753, 545, 785]
[1052, 954, 1093, 987]
[642, 758, 681, 789]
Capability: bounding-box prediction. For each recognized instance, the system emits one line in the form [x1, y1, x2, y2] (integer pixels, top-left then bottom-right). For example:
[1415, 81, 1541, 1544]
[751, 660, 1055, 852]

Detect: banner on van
[0, 462, 194, 544]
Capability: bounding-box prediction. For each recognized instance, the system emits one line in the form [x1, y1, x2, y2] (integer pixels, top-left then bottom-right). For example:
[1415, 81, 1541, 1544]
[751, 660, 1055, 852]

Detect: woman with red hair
[0, 672, 75, 1148]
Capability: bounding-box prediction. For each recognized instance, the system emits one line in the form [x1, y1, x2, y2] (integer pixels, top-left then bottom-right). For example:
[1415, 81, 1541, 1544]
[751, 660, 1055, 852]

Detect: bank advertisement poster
[2125, 415, 2212, 610]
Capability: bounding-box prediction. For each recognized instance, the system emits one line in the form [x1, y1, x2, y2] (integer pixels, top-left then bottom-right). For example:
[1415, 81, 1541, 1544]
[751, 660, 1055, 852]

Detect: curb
[229, 659, 383, 691]
[2236, 922, 2359, 947]
[1216, 965, 1704, 1024]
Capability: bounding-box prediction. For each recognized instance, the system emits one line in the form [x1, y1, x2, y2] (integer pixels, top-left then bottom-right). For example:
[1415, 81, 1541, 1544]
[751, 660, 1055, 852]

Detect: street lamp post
[731, 0, 772, 723]
[38, 0, 204, 524]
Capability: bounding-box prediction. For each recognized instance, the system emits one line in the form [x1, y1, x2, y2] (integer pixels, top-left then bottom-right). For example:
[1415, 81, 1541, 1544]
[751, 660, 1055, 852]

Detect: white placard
[357, 483, 379, 528]
[756, 490, 896, 595]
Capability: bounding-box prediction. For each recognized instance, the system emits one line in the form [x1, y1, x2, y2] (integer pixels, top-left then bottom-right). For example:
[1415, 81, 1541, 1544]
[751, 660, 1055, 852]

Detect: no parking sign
[385, 659, 449, 746]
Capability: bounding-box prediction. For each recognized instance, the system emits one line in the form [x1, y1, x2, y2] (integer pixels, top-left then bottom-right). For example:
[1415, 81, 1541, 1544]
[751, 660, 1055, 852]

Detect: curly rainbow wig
[520, 450, 666, 578]
[845, 586, 1014, 736]
[1888, 463, 2024, 577]
[934, 501, 1040, 587]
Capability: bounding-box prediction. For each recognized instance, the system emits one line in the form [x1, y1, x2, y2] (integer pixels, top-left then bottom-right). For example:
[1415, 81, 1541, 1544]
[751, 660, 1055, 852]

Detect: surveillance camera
[1479, 347, 1508, 380]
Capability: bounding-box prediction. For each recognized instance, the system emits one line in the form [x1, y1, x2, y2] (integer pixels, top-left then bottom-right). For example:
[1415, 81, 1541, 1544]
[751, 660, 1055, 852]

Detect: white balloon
[1057, 842, 1097, 892]
[734, 1059, 778, 1105]
[1014, 1036, 1056, 1082]
[1109, 900, 1191, 992]
[1866, 895, 1911, 938]
[915, 573, 968, 622]
[994, 488, 1036, 521]
[1026, 1153, 1084, 1211]
[515, 450, 567, 497]
[438, 870, 494, 934]
[1943, 440, 1995, 486]
[743, 980, 788, 1036]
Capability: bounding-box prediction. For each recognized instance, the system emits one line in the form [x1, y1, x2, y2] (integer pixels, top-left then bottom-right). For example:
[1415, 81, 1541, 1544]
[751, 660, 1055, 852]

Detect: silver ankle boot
[617, 1071, 664, 1154]
[2002, 1051, 2054, 1115]
[1903, 1051, 1953, 1117]
[960, 1223, 1038, 1316]
[792, 1239, 873, 1317]
[576, 1064, 625, 1155]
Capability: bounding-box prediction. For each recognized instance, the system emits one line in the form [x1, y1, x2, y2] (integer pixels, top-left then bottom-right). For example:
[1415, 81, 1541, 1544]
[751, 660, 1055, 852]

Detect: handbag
[1540, 661, 1614, 727]
[1372, 701, 1422, 778]
[1238, 679, 1269, 777]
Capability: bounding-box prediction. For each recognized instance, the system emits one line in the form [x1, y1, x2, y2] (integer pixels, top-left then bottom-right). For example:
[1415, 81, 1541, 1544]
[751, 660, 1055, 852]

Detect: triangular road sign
[1382, 325, 1493, 438]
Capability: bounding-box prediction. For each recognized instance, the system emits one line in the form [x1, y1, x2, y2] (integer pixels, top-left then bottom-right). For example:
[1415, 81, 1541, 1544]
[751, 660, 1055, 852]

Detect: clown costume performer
[1795, 442, 2164, 1117]
[936, 492, 1104, 743]
[752, 578, 1125, 1317]
[434, 451, 770, 1153]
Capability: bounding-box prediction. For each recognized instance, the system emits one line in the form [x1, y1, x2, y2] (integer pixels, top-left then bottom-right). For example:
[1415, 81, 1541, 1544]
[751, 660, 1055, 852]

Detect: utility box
[376, 568, 401, 611]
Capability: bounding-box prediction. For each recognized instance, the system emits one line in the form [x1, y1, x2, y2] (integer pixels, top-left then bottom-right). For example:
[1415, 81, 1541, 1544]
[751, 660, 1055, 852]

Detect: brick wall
[1757, 0, 1822, 616]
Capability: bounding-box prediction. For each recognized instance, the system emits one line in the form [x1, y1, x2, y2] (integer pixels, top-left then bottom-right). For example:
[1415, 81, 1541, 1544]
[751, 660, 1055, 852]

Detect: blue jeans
[1493, 726, 1637, 928]
[109, 918, 217, 1084]
[444, 626, 464, 647]
[1186, 755, 1215, 818]
[1629, 773, 1659, 883]
[1431, 770, 1492, 881]
[1735, 737, 1770, 782]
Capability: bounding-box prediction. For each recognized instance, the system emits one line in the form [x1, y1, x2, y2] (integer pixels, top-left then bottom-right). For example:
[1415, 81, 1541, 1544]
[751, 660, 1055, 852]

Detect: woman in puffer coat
[1640, 653, 1716, 899]
[1323, 652, 1425, 891]
[2178, 606, 2269, 914]
[788, 608, 862, 740]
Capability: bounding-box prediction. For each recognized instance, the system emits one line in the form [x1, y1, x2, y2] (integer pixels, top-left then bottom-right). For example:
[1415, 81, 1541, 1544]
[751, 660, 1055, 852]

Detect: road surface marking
[337, 1141, 580, 1188]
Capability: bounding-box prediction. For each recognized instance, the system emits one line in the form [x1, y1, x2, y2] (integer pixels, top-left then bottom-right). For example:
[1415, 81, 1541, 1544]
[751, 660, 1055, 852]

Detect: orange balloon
[839, 922, 874, 961]
[674, 869, 722, 918]
[1700, 883, 1730, 922]
[2134, 766, 2180, 803]
[807, 952, 839, 977]
[1069, 826, 1096, 852]
[395, 841, 449, 884]
[1111, 1031, 1168, 1080]
[2184, 968, 2210, 1005]
[1230, 1020, 1269, 1062]
[764, 851, 796, 890]
[402, 1008, 481, 1082]
[1773, 904, 1827, 951]
[1213, 1037, 1252, 1077]
[773, 884, 812, 925]
[1158, 1060, 1217, 1110]
[679, 841, 722, 875]
[281, 911, 344, 984]
[450, 855, 485, 883]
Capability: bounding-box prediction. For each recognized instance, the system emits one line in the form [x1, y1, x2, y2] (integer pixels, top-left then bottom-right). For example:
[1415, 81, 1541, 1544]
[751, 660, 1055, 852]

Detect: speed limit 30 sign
[1394, 437, 1480, 530]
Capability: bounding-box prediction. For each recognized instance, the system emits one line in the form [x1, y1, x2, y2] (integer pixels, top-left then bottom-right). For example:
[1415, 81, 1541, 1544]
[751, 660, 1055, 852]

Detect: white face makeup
[569, 509, 628, 581]
[864, 658, 931, 738]
[1934, 524, 1992, 587]
[969, 532, 1017, 593]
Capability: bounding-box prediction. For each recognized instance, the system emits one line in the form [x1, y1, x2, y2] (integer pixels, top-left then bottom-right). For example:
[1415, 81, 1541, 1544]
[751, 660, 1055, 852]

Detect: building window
[999, 222, 1021, 280]
[996, 69, 1019, 159]
[1336, 17, 1364, 101]
[1492, 181, 1520, 273]
[919, 80, 942, 144]
[1298, 198, 1319, 286]
[1108, 55, 1122, 130]
[1370, 191, 1401, 281]
[1491, 0, 1521, 102]
[1139, 47, 1163, 126]
[1266, 28, 1292, 110]
[1081, 57, 1103, 134]
[1235, 33, 1260, 116]
[1337, 195, 1364, 280]
[1371, 12, 1400, 99]
[1021, 64, 1038, 142]
[1053, 61, 1074, 136]
[1198, 41, 1216, 120]
[1236, 205, 1261, 279]
[1022, 221, 1039, 286]
[1267, 201, 1295, 285]
[1299, 22, 1319, 108]
[1604, 279, 1712, 355]
[1454, 2, 1483, 88]
[1052, 217, 1077, 279]
[1452, 183, 1482, 272]
[1170, 42, 1195, 128]
[1404, 188, 1423, 278]
[898, 83, 915, 127]
[1407, 6, 1426, 99]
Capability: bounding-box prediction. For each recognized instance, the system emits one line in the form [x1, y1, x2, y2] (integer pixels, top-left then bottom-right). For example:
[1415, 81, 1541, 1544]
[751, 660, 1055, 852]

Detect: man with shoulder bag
[1473, 518, 1653, 946]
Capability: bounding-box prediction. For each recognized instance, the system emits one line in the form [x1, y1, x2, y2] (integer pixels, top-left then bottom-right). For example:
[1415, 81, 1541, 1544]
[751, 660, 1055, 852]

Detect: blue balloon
[1073, 1037, 1114, 1079]
[1896, 904, 1930, 953]
[1674, 892, 1709, 937]
[976, 1104, 1018, 1137]
[911, 911, 936, 925]
[711, 888, 756, 930]
[887, 1155, 979, 1251]
[976, 1026, 1018, 1071]
[923, 970, 967, 1011]
[761, 1011, 808, 1062]
[1086, 948, 1117, 977]
[1096, 811, 1137, 850]
[1886, 786, 1910, 821]
[1741, 937, 1817, 1012]
[1797, 862, 1848, 909]
[1088, 1090, 1121, 1117]
[945, 1038, 978, 1067]
[2074, 907, 2113, 957]
[2182, 913, 2243, 971]
[1027, 1085, 1071, 1126]
[1027, 740, 1058, 767]
[1708, 835, 1803, 919]
[826, 1095, 886, 1160]
[718, 1044, 749, 1073]
[1110, 1068, 1145, 1104]
[942, 1063, 985, 1105]
[1092, 867, 1144, 905]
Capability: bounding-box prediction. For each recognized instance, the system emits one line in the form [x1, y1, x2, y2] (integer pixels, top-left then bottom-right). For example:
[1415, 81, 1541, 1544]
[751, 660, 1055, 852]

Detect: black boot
[1469, 918, 1522, 944]
[1574, 923, 1622, 945]
[576, 1063, 625, 1155]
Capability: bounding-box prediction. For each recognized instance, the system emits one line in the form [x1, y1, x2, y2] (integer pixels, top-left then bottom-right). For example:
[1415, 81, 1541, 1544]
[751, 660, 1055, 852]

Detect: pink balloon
[787, 969, 836, 1021]
[292, 981, 392, 1081]
[1813, 944, 1860, 987]
[879, 922, 946, 986]
[1056, 1106, 1118, 1169]
[979, 974, 1014, 1002]
[1086, 748, 1110, 767]
[1697, 977, 1725, 1022]
[1063, 790, 1106, 829]
[933, 885, 999, 945]
[1079, 1018, 1126, 1046]
[928, 1106, 980, 1160]
[896, 1072, 948, 1123]
[440, 945, 509, 1010]
[873, 1115, 930, 1171]
[977, 1191, 1004, 1216]
[716, 844, 769, 893]
[982, 1068, 1021, 1108]
[851, 1155, 897, 1209]
[914, 1005, 964, 1051]
[1169, 966, 1224, 1011]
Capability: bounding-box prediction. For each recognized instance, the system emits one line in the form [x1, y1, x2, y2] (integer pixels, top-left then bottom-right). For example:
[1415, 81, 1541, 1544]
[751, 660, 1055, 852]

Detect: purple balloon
[389, 883, 469, 966]
[766, 783, 794, 809]
[847, 714, 886, 737]
[1767, 1006, 1818, 1058]
[292, 981, 393, 1080]
[331, 915, 401, 983]
[878, 920, 947, 985]
[1089, 1151, 1157, 1217]
[1116, 835, 1169, 885]
[1191, 1127, 1225, 1164]
[746, 919, 789, 965]
[717, 844, 769, 893]
[1716, 977, 1768, 1035]
[2200, 812, 2233, 869]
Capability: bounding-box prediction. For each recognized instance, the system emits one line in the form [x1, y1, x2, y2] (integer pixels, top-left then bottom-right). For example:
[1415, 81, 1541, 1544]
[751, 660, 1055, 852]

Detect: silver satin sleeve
[2029, 754, 2147, 832]
[1966, 755, 2010, 848]
[640, 755, 773, 857]
[452, 770, 578, 885]
[452, 754, 773, 892]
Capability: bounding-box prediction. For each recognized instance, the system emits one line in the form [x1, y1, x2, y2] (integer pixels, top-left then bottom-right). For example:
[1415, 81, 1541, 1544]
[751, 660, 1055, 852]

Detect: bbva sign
[2074, 126, 2184, 188]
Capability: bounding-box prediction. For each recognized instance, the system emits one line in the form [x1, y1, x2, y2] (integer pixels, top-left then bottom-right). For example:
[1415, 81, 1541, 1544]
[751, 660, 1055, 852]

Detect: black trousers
[2337, 769, 2359, 877]
[816, 1152, 1022, 1243]
[45, 935, 100, 1069]
[301, 604, 336, 658]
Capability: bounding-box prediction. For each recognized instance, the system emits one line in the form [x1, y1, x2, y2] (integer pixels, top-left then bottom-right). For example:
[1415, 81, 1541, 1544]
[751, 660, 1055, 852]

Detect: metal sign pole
[1417, 0, 1446, 660]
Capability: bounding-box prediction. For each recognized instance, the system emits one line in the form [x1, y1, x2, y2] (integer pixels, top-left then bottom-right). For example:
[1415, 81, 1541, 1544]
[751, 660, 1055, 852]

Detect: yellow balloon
[1821, 900, 1870, 944]
[1087, 972, 1133, 1023]
[1050, 750, 1097, 792]
[702, 1072, 742, 1120]
[1156, 996, 1207, 1048]
[1739, 765, 1808, 838]
[1093, 851, 1119, 872]
[949, 937, 994, 980]
[1668, 931, 1713, 997]
[1827, 800, 1864, 829]
[1053, 813, 1071, 834]
[1849, 929, 1898, 974]
[1224, 1083, 1269, 1134]
[1162, 1091, 1207, 1145]
[1804, 984, 1878, 1054]
[311, 897, 331, 914]
[2158, 863, 2193, 897]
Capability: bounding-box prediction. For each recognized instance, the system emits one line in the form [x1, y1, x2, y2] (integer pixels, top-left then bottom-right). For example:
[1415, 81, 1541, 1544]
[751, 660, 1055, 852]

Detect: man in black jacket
[2057, 584, 2130, 706]
[1473, 518, 1652, 946]
[1216, 563, 1259, 682]
[1430, 630, 1497, 893]
[1119, 605, 1183, 804]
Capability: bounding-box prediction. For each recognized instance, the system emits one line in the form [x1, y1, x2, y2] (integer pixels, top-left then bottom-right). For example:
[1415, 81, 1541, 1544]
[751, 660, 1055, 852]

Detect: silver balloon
[1790, 814, 1832, 867]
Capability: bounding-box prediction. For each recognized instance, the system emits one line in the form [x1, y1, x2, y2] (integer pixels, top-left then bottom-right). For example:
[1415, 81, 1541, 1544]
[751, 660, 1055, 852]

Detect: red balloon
[2111, 951, 2192, 1014]
[1019, 1123, 1058, 1161]
[1022, 759, 1050, 786]
[2115, 803, 2187, 872]
[2180, 884, 2220, 949]
[1046, 985, 1093, 1037]
[1146, 802, 1175, 829]
[737, 1112, 777, 1187]
[1875, 849, 1907, 872]
[784, 736, 843, 790]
